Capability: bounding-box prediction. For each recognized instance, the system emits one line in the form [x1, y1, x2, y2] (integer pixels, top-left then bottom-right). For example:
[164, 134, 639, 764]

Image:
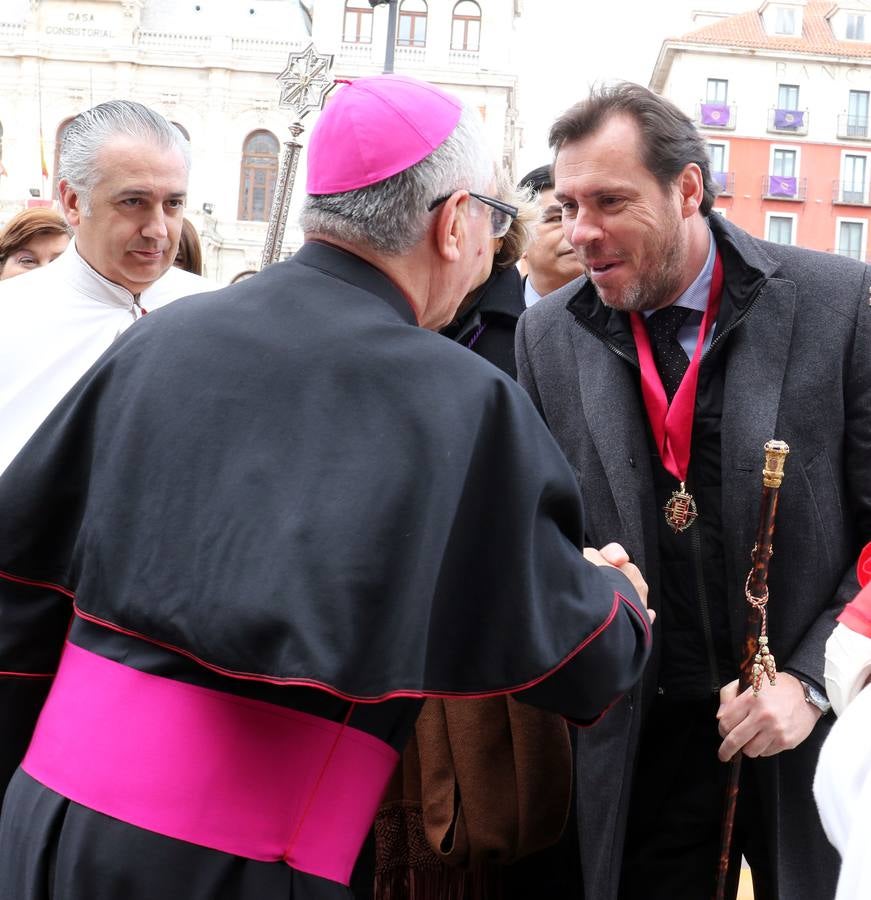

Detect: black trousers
[619, 696, 776, 900]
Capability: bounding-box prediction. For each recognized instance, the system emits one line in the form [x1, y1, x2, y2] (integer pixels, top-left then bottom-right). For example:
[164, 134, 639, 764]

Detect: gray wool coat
[515, 214, 871, 900]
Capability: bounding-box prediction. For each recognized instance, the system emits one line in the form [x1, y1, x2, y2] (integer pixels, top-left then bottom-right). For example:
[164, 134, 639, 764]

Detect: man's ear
[58, 180, 82, 228]
[677, 163, 705, 219]
[432, 191, 468, 263]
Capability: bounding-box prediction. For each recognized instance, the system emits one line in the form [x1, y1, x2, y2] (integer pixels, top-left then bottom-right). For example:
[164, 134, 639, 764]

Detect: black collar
[294, 240, 418, 326]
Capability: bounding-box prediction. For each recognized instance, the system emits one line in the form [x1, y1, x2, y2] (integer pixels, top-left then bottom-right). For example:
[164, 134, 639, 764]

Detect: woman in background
[174, 217, 203, 277]
[0, 208, 71, 280]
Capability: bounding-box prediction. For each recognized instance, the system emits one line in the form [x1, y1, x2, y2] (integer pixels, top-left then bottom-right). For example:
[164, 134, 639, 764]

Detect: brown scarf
[374, 696, 572, 899]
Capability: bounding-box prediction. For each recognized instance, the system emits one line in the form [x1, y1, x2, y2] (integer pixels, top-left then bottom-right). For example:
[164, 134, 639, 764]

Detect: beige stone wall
[0, 0, 520, 284]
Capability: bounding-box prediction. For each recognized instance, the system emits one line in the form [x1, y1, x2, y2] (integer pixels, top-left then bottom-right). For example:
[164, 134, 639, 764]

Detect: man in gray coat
[515, 82, 871, 899]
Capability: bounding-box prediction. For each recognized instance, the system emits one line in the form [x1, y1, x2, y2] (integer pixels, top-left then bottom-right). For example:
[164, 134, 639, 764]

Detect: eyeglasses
[427, 191, 519, 239]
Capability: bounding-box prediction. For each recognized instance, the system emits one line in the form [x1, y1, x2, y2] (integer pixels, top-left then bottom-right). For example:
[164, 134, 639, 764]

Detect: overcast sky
[514, 0, 750, 174]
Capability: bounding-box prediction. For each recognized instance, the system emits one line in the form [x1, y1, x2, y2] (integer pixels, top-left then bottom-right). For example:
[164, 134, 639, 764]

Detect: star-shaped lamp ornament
[276, 44, 335, 120]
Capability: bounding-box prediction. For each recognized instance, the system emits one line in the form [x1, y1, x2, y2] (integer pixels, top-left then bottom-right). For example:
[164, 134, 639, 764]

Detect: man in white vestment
[0, 100, 216, 474]
[814, 549, 871, 900]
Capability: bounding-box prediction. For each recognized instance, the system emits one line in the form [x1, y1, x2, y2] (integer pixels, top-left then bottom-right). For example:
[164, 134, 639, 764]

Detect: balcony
[832, 180, 871, 206]
[712, 171, 735, 196]
[762, 174, 806, 201]
[338, 41, 375, 65]
[832, 246, 865, 260]
[697, 102, 736, 130]
[394, 44, 427, 65]
[230, 37, 301, 59]
[135, 30, 212, 52]
[448, 48, 480, 68]
[836, 114, 871, 140]
[767, 107, 808, 135]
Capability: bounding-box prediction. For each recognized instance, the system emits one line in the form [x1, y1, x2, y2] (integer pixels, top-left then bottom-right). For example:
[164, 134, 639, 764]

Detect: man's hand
[584, 542, 654, 624]
[716, 672, 821, 762]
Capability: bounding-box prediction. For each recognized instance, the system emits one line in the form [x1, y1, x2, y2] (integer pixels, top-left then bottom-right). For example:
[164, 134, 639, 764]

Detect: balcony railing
[767, 107, 809, 135]
[712, 171, 735, 195]
[697, 102, 736, 130]
[832, 180, 871, 205]
[135, 30, 212, 51]
[762, 174, 807, 201]
[837, 114, 871, 140]
[230, 37, 301, 57]
[394, 45, 427, 64]
[338, 41, 375, 65]
[448, 48, 480, 67]
[0, 22, 26, 39]
[832, 245, 865, 260]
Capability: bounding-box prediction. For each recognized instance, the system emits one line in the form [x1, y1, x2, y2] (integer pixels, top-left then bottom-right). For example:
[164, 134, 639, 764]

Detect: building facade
[0, 0, 521, 283]
[651, 0, 871, 260]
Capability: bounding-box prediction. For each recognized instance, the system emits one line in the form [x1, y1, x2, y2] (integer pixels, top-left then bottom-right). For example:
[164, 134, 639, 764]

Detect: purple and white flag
[774, 108, 804, 130]
[768, 175, 797, 197]
[701, 103, 730, 126]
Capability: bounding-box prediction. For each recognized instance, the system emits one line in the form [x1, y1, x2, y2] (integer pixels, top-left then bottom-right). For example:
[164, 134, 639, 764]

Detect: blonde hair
[492, 170, 535, 271]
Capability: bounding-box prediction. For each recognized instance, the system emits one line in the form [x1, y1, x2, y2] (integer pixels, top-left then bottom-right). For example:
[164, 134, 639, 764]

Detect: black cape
[0, 241, 650, 899]
[0, 241, 647, 704]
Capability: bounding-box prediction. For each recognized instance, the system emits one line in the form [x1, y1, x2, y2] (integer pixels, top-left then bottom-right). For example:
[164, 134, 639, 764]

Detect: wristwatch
[800, 680, 832, 715]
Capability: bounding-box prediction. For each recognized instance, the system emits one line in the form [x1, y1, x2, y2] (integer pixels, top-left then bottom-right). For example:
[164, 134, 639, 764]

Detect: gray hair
[57, 100, 191, 213]
[300, 105, 494, 254]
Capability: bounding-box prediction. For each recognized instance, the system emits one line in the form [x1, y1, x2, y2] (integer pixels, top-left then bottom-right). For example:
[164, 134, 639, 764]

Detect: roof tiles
[675, 2, 871, 60]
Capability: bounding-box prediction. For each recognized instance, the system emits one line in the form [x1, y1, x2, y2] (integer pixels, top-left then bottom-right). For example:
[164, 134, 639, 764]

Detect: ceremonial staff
[260, 43, 335, 269]
[715, 440, 789, 900]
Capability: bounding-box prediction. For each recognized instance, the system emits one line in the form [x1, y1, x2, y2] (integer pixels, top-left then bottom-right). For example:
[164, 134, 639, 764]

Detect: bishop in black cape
[0, 240, 651, 899]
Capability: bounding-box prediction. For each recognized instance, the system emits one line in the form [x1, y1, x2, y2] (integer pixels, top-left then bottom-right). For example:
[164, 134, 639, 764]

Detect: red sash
[629, 251, 724, 484]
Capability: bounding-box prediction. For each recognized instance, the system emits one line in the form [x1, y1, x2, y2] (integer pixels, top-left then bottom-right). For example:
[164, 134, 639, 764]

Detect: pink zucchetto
[306, 74, 463, 195]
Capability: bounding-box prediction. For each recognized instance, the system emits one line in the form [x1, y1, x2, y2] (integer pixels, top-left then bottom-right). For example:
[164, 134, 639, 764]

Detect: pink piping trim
[568, 692, 621, 730]
[284, 702, 357, 863]
[0, 670, 55, 678]
[620, 593, 652, 643]
[73, 596, 623, 701]
[0, 569, 75, 598]
[565, 594, 653, 731]
[1, 567, 635, 701]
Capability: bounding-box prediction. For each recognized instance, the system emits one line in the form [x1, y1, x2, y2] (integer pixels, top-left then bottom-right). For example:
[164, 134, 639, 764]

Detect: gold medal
[663, 481, 698, 533]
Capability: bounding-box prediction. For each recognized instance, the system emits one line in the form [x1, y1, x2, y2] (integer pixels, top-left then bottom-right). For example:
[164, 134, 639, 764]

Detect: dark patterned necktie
[646, 305, 692, 402]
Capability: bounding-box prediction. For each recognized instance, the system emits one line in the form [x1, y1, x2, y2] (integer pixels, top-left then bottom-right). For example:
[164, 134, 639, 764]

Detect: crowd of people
[0, 73, 867, 900]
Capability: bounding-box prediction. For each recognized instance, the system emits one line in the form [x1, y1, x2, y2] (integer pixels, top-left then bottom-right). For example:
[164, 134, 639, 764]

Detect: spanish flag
[40, 131, 49, 179]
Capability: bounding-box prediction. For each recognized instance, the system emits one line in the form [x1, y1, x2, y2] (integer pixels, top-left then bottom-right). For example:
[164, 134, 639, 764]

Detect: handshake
[584, 542, 655, 625]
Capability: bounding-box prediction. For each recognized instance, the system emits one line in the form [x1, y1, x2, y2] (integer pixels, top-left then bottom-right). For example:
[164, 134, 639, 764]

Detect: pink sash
[22, 642, 399, 885]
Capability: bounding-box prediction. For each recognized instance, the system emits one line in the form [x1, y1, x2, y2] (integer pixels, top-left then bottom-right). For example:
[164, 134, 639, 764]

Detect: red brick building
[651, 0, 871, 260]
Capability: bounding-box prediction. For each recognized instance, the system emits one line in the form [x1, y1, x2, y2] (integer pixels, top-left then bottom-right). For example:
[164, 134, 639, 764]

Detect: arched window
[397, 0, 427, 47]
[172, 121, 190, 142]
[343, 1, 373, 43]
[451, 0, 481, 51]
[238, 130, 279, 222]
[53, 117, 76, 199]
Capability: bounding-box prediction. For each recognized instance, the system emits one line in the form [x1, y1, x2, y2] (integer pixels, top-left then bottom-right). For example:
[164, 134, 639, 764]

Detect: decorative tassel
[374, 803, 503, 900]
